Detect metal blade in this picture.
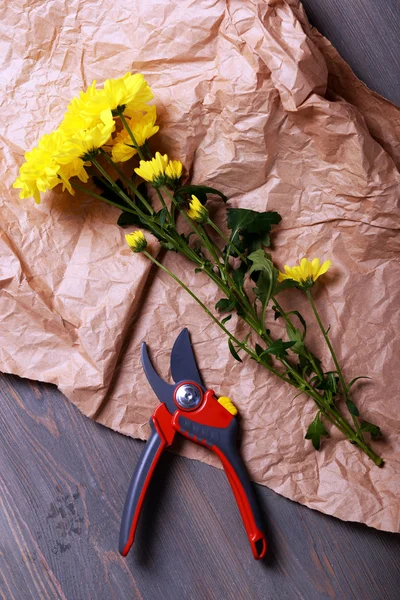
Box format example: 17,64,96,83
170,328,204,387
141,342,176,410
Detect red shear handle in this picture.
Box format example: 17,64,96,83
212,426,267,560
119,405,175,556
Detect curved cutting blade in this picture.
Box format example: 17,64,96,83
170,328,204,387
141,342,176,411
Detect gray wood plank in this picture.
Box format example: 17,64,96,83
0,374,399,600
301,0,400,105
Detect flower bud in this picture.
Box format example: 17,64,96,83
125,230,147,253
187,195,208,223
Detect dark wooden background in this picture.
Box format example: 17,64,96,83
1,2,400,599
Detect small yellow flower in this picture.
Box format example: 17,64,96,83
278,257,331,289
187,195,208,223
165,159,183,186
111,107,159,163
134,152,169,186
125,230,147,253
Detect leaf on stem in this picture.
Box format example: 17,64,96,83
315,371,339,395
226,208,281,255
221,315,232,325
285,324,305,355
305,413,329,450
346,398,360,417
263,339,295,358
215,298,237,313
359,420,382,441
175,185,227,204
228,338,242,362
273,279,298,295
231,265,246,290
347,376,372,392
248,249,278,308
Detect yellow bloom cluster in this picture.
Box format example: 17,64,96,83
278,258,331,288
135,152,183,187
13,73,158,203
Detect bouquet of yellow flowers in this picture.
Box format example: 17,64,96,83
14,73,383,466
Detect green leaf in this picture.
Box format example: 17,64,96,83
263,339,295,358
305,413,329,450
347,376,372,392
359,420,382,441
287,310,307,339
255,344,264,356
215,298,236,313
226,208,281,255
221,314,232,325
248,249,278,309
228,338,242,362
285,324,305,355
273,279,298,295
346,399,360,417
157,206,168,227
175,185,227,204
231,266,246,290
117,210,143,227
160,241,178,251
247,249,272,274
315,372,339,394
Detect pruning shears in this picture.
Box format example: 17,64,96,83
119,328,267,560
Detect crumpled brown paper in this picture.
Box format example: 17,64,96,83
1,0,399,532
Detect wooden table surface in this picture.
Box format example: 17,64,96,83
1,3,400,599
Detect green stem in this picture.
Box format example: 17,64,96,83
71,181,136,213
305,289,361,433
142,252,290,384
207,219,247,264
99,149,154,215
90,157,135,208
117,111,146,161
143,252,245,349
272,296,323,379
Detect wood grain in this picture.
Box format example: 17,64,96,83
301,0,400,105
0,373,399,600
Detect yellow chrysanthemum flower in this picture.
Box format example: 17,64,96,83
165,159,183,185
57,112,115,163
111,107,159,163
81,73,153,123
60,81,103,134
278,258,331,289
187,195,208,223
13,130,65,203
125,230,147,253
134,152,169,186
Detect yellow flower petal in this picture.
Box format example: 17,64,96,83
165,159,183,184
316,260,332,279
134,152,169,185
278,257,331,289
